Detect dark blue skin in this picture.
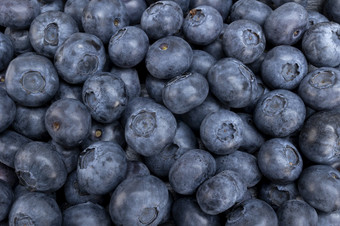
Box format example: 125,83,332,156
166,0,190,13
81,120,125,149
0,180,13,221
13,184,56,201
54,32,106,84
190,0,232,21
253,89,306,138
307,10,329,29
4,27,33,55
77,141,127,195
38,0,64,14
82,72,128,123
29,11,79,58
259,181,298,210
271,0,307,8
5,54,59,107
111,67,141,99
64,0,92,30
9,192,62,226
302,22,340,67
183,5,223,45
0,71,5,90
63,202,111,226
52,80,82,102
299,110,340,165
180,94,223,131
45,98,92,148
14,141,67,192
264,2,308,46
0,130,31,168
261,45,308,90
196,170,247,215
0,0,40,29
200,110,244,155
141,1,183,40
323,0,340,24
145,74,167,104
109,175,170,226
238,113,265,154
0,162,18,187
108,26,149,68
277,200,318,226
202,24,228,60
172,197,221,226
208,58,259,108
188,50,217,77
125,160,150,178
0,32,14,71
64,171,104,205
145,36,193,79
82,0,129,44
298,67,340,111
0,88,16,133
50,140,80,173
318,209,340,226
230,0,273,27
169,149,216,195
223,19,266,64
247,51,266,75
162,72,209,114
122,0,147,25
225,199,278,226
144,121,197,178
216,151,262,187
298,165,340,212
120,96,155,126
258,138,303,184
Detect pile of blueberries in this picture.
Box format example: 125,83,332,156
1,0,340,225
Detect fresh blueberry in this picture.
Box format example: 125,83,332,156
29,11,79,58
0,32,14,71
167,0,190,13
145,74,167,104
145,36,193,79
45,98,92,148
223,19,266,64
271,0,307,8
0,162,18,187
54,32,106,84
111,67,141,100
201,24,228,60
264,2,308,45
14,141,67,192
50,140,80,173
188,50,217,77
0,70,5,90
261,45,308,90
183,5,223,45
125,160,150,178
0,180,13,221
4,27,33,55
141,1,183,40
318,209,340,226
307,10,329,29
253,89,306,138
121,96,155,126
323,0,340,24
108,26,149,68
38,0,64,14
122,0,147,25
0,88,16,133
82,0,129,44
190,0,233,21
5,53,59,107
52,80,82,102
64,0,92,30
247,51,266,75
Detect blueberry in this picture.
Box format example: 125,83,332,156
5,54,59,107
261,45,308,90
121,96,155,126
29,11,79,58
201,24,228,60
77,141,127,195
264,2,308,45
207,58,259,108
64,0,92,30
0,162,18,187
125,98,177,157
125,160,150,178
247,51,266,75
109,175,170,225
145,36,193,79
82,0,129,44
50,140,80,173
225,199,278,226
277,199,318,226
0,0,40,29
200,109,244,155
141,1,183,40
318,209,340,226
45,98,91,148
111,67,141,99
0,88,16,133
299,110,340,165
183,5,223,45
0,180,13,221
145,74,167,104
298,67,340,111
63,202,111,226
302,22,340,67
172,197,221,226
0,32,14,71
167,0,190,13
4,27,33,55
53,80,82,102
253,89,306,138
216,151,262,187
188,50,217,77
38,0,64,14
271,0,307,8
0,71,5,90
9,192,62,226
230,0,273,27
108,26,149,68
122,0,147,25
14,141,67,192
196,170,247,215
190,0,233,21
223,19,266,64
323,0,340,24
307,10,329,29
298,164,340,212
